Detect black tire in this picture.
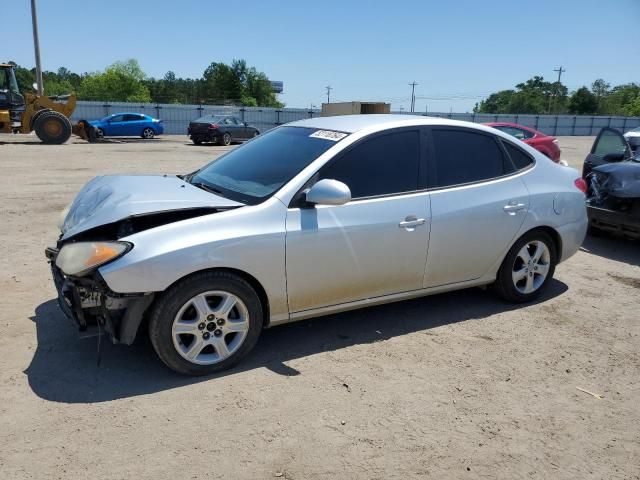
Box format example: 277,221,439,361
33,111,72,144
252,130,259,138
149,271,263,375
96,127,105,138
192,138,202,145
141,127,155,139
492,230,557,303
222,132,232,146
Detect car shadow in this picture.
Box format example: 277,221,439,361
580,234,640,266
25,280,568,404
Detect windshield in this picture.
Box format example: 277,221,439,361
190,126,346,204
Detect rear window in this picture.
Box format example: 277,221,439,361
194,115,224,123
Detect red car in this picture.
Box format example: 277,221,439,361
485,122,561,162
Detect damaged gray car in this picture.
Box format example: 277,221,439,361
46,115,587,375
583,128,640,239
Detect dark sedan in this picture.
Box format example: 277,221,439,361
188,115,260,145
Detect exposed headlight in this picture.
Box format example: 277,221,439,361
56,241,131,276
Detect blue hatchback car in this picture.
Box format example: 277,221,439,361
90,113,164,139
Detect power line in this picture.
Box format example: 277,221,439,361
325,85,332,103
408,81,418,112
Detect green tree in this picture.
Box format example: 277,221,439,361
591,79,610,113
568,87,598,114
78,59,151,102
475,76,566,114
623,95,640,116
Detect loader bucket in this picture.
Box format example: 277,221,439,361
72,120,101,143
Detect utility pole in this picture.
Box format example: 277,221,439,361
30,0,44,94
408,81,418,113
548,66,566,114
325,85,332,104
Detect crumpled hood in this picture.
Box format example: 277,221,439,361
60,175,243,240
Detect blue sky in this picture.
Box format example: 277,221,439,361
5,0,639,111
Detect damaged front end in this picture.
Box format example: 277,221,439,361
587,161,640,239
45,245,154,344
45,174,244,344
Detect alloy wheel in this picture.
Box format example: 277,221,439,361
511,240,551,294
171,290,250,365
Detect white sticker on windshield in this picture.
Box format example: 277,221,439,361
309,130,348,141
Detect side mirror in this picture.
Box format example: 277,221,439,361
244,122,249,127
603,152,625,163
305,179,351,206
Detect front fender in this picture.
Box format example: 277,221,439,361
99,198,289,322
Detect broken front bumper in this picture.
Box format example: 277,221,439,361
587,205,640,239
45,247,154,344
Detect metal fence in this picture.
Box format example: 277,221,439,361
71,101,640,137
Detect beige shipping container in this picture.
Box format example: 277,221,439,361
321,102,391,117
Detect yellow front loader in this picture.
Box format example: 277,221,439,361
0,63,97,144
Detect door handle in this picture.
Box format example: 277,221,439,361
399,216,426,229
503,202,526,215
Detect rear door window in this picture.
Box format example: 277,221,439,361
429,128,512,188
319,130,420,198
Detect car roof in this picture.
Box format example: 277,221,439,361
111,112,148,116
289,114,500,134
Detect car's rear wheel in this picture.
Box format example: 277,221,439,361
192,138,202,145
492,230,557,303
96,127,105,138
222,132,232,146
149,271,263,375
141,127,155,139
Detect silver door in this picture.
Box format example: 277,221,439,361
286,193,430,313
424,176,529,287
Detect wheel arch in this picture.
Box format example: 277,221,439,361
120,266,272,346
524,225,562,259
159,267,270,325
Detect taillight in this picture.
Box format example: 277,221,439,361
208,124,218,130
574,178,587,193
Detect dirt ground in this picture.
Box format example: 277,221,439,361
0,133,638,479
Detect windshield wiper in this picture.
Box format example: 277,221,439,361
190,181,226,196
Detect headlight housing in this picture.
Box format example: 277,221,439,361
55,241,131,276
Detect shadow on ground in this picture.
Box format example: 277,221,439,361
25,280,567,404
580,233,640,266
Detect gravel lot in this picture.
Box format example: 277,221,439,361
0,134,638,479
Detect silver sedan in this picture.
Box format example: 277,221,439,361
47,115,588,375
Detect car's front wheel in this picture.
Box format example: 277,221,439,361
222,132,232,146
493,230,557,303
141,127,155,139
149,271,263,375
